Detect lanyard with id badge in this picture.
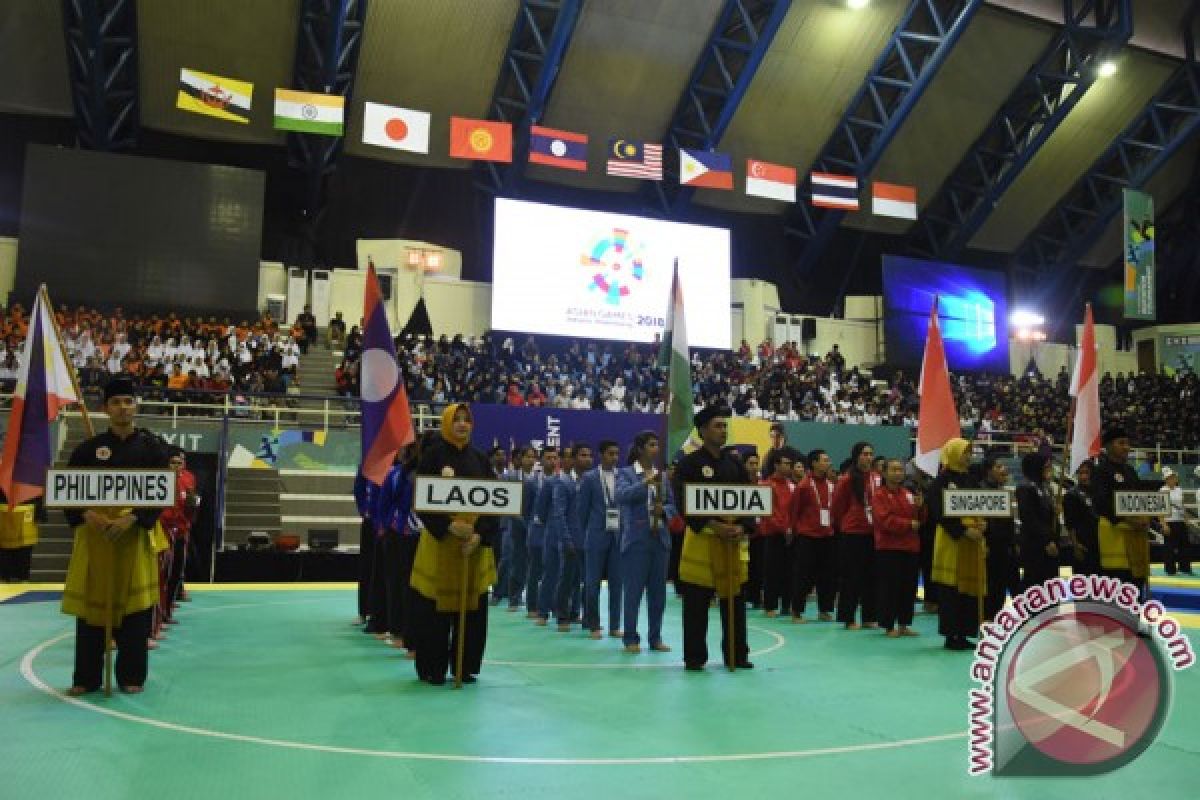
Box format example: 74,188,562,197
815,479,833,529
602,470,620,532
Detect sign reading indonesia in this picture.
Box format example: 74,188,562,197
1115,491,1169,516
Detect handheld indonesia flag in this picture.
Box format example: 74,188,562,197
359,262,415,486
914,298,961,476
1068,304,1102,474
0,287,79,507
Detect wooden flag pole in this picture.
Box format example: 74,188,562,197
454,549,469,689
38,286,111,693
727,535,737,672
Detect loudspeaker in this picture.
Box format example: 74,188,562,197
309,529,339,551
801,318,817,340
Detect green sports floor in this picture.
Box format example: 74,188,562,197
2,577,1198,800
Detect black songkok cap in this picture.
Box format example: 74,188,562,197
693,404,731,429
1101,426,1129,445
103,377,137,402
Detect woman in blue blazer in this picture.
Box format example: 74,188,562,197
616,430,676,654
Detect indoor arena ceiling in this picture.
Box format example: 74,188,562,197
0,0,1195,268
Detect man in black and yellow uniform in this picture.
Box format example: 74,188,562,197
675,405,753,671
1088,426,1150,592
62,377,171,695
0,490,39,582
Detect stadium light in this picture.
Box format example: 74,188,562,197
1098,60,1118,78
1009,310,1045,328
847,0,869,9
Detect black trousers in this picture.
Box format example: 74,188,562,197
0,546,33,581
366,534,389,633
1165,521,1191,574
73,607,153,690
937,585,979,639
836,533,876,625
791,535,836,616
393,535,419,641
984,543,1020,621
410,592,489,681
164,537,187,615
680,580,748,668
745,537,764,607
876,550,918,631
761,535,792,613
668,530,683,592
357,519,375,619
918,523,938,607
1021,547,1059,591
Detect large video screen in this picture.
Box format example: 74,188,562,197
492,198,731,348
882,255,1009,373
16,145,264,314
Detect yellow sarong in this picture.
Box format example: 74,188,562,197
61,510,161,628
0,504,38,549
679,526,749,598
1098,517,1150,580
932,523,987,598
410,529,497,612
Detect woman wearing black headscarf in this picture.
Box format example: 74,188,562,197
1016,452,1059,589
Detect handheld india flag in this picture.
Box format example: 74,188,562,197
274,88,345,136
914,297,960,476
658,260,693,459
1068,304,1102,474
359,261,415,485
0,287,80,507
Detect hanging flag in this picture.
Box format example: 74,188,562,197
177,68,252,124
529,125,588,171
872,181,918,220
679,149,733,190
1068,304,1102,475
0,287,80,507
811,172,859,210
1122,188,1156,320
362,102,430,153
745,159,796,202
658,261,693,459
274,89,345,136
914,298,960,476
360,261,416,485
449,117,513,163
606,139,663,180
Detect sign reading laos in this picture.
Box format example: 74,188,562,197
45,469,176,508
414,477,523,516
491,198,731,347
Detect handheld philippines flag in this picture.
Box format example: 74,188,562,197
362,102,430,153
811,172,859,210
274,89,345,136
872,181,918,220
0,287,80,507
177,68,252,124
360,262,415,485
529,125,588,171
449,117,513,163
745,159,796,202
679,149,733,190
1068,304,1102,475
658,260,693,459
606,139,663,180
914,298,960,476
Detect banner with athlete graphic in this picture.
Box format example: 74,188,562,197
491,198,730,348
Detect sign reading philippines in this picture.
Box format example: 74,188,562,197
491,198,731,348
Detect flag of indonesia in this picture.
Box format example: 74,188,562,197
359,263,415,485
1068,304,1101,474
914,298,961,476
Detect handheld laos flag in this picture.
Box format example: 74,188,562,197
0,287,80,507
914,297,960,476
359,262,415,485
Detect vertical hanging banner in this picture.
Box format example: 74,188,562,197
1122,189,1155,321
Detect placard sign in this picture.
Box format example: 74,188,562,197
684,484,772,517
414,477,523,516
942,489,1013,518
1115,491,1169,517
45,469,176,508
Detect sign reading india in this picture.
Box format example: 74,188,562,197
414,477,523,516
684,484,773,517
942,489,1013,518
45,469,176,508
1115,491,1169,516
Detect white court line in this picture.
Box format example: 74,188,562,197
483,625,786,669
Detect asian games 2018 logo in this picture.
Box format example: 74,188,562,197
581,227,645,305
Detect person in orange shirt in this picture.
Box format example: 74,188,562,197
757,448,800,617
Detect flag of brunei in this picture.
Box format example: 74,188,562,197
177,68,253,124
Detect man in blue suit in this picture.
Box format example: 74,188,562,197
538,446,575,625
616,431,676,654
578,440,623,640
505,446,538,611
524,447,559,620
489,446,511,606
553,444,591,631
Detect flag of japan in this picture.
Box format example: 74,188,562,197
362,102,430,154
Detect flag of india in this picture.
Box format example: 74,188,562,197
274,88,344,136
